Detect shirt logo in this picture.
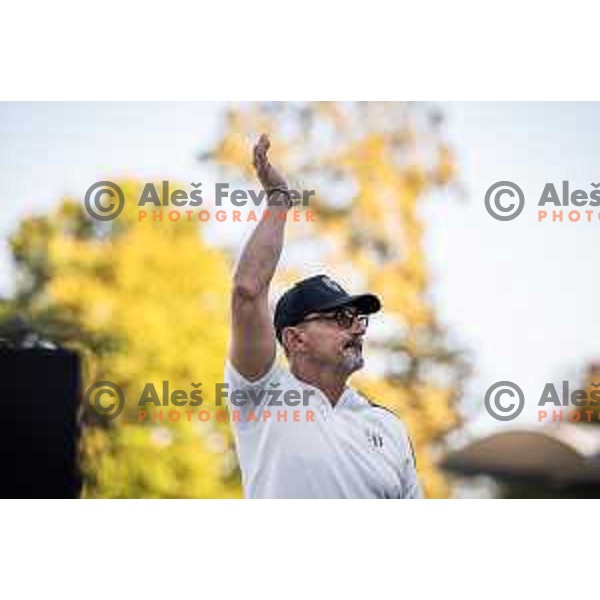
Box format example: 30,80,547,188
366,428,384,449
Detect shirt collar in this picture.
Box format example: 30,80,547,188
290,371,361,411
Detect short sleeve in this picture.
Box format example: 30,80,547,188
223,359,286,419
397,423,423,499
384,416,423,499
224,359,284,389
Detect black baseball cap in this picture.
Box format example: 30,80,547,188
273,274,381,342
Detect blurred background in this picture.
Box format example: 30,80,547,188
1,101,599,498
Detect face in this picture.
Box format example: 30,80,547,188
283,306,368,375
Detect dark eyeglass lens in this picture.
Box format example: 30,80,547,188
335,310,368,328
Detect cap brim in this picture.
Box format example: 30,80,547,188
317,293,381,315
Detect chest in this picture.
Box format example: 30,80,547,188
274,401,405,497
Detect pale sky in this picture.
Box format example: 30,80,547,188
1,102,598,438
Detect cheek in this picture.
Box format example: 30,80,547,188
306,329,343,356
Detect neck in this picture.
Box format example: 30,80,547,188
290,359,349,406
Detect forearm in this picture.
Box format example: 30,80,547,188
233,193,289,296
229,135,288,379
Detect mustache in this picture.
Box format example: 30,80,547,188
343,336,363,350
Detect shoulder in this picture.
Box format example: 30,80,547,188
354,391,403,425
366,399,402,421
224,358,289,390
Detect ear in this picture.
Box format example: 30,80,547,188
282,326,306,354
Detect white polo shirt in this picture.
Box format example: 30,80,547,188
224,359,423,499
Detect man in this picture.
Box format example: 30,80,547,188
225,134,422,499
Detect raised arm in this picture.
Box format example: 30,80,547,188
229,134,290,380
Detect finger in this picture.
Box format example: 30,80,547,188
253,135,268,170
257,134,270,165
254,151,267,179
253,142,261,169
258,133,270,154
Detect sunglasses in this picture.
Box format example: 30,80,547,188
301,307,369,329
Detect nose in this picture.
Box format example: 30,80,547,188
352,315,367,335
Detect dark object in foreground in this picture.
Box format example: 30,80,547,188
0,346,81,499
442,428,600,498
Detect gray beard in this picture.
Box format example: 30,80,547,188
340,349,364,374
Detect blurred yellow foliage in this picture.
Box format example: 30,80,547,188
4,103,466,499
8,181,240,498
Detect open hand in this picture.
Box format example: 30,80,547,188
253,134,288,192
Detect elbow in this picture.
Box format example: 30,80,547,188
232,277,265,302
